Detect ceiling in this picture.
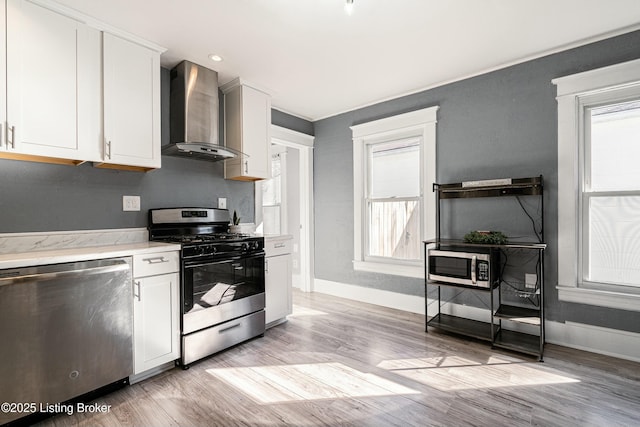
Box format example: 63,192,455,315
54,0,640,121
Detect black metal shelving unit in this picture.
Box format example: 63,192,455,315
425,176,546,361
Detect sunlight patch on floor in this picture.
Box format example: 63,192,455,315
206,362,420,404
288,304,328,317
377,355,580,391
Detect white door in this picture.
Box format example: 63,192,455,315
133,273,179,374
265,254,292,324
243,86,271,178
103,33,160,168
5,0,100,160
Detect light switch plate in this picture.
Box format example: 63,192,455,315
123,195,141,211
218,197,227,209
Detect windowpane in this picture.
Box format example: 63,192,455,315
369,139,420,198
262,205,281,235
368,200,420,261
590,101,640,191
262,156,281,206
588,196,640,287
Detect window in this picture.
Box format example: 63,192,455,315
554,58,640,311
583,100,640,288
367,138,421,261
261,152,283,235
352,107,438,278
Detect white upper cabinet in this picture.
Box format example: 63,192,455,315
222,79,271,181
0,0,163,170
99,33,161,171
0,1,6,149
3,0,100,164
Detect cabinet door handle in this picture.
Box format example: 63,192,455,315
134,280,141,301
8,125,15,149
274,243,286,248
105,140,112,159
244,160,248,174
143,256,169,264
265,259,269,273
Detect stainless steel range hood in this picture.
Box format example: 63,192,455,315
163,60,239,161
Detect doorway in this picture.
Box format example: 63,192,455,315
255,126,314,292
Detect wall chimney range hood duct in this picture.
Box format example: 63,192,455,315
163,60,239,161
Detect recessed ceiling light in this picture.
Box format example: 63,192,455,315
209,54,223,62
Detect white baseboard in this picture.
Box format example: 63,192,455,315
314,279,425,314
545,321,640,363
313,279,640,363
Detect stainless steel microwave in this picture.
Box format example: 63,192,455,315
428,249,500,288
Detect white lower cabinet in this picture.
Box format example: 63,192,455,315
132,251,180,378
265,237,293,327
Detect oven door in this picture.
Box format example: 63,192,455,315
182,253,265,334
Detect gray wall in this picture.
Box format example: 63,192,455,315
272,109,314,136
313,29,640,333
0,68,312,233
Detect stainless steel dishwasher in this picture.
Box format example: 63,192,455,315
0,257,133,425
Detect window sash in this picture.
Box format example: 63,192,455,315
364,196,422,263
363,137,423,265
581,192,640,288
366,138,421,199
580,95,640,289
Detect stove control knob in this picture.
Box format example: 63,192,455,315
211,246,217,254
241,243,249,252
252,241,260,250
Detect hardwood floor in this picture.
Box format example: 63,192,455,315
36,290,640,427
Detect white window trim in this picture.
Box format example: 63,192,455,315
351,106,438,279
553,58,640,312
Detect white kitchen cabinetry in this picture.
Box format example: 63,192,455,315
98,33,161,171
2,0,101,164
0,0,163,170
264,236,293,327
0,0,6,150
222,79,271,181
132,251,180,379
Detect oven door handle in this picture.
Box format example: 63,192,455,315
232,263,244,271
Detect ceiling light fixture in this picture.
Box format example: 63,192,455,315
208,54,223,62
344,0,354,16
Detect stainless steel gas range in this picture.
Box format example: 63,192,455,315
149,208,265,367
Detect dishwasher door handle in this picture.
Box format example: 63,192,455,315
0,262,130,285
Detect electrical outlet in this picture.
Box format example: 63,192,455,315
123,195,141,211
525,273,537,289
218,197,227,209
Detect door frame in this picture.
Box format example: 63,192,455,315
257,125,315,292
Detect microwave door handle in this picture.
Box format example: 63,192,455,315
471,256,477,284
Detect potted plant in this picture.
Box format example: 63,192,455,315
230,210,241,233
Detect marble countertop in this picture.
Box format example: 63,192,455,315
0,241,181,270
